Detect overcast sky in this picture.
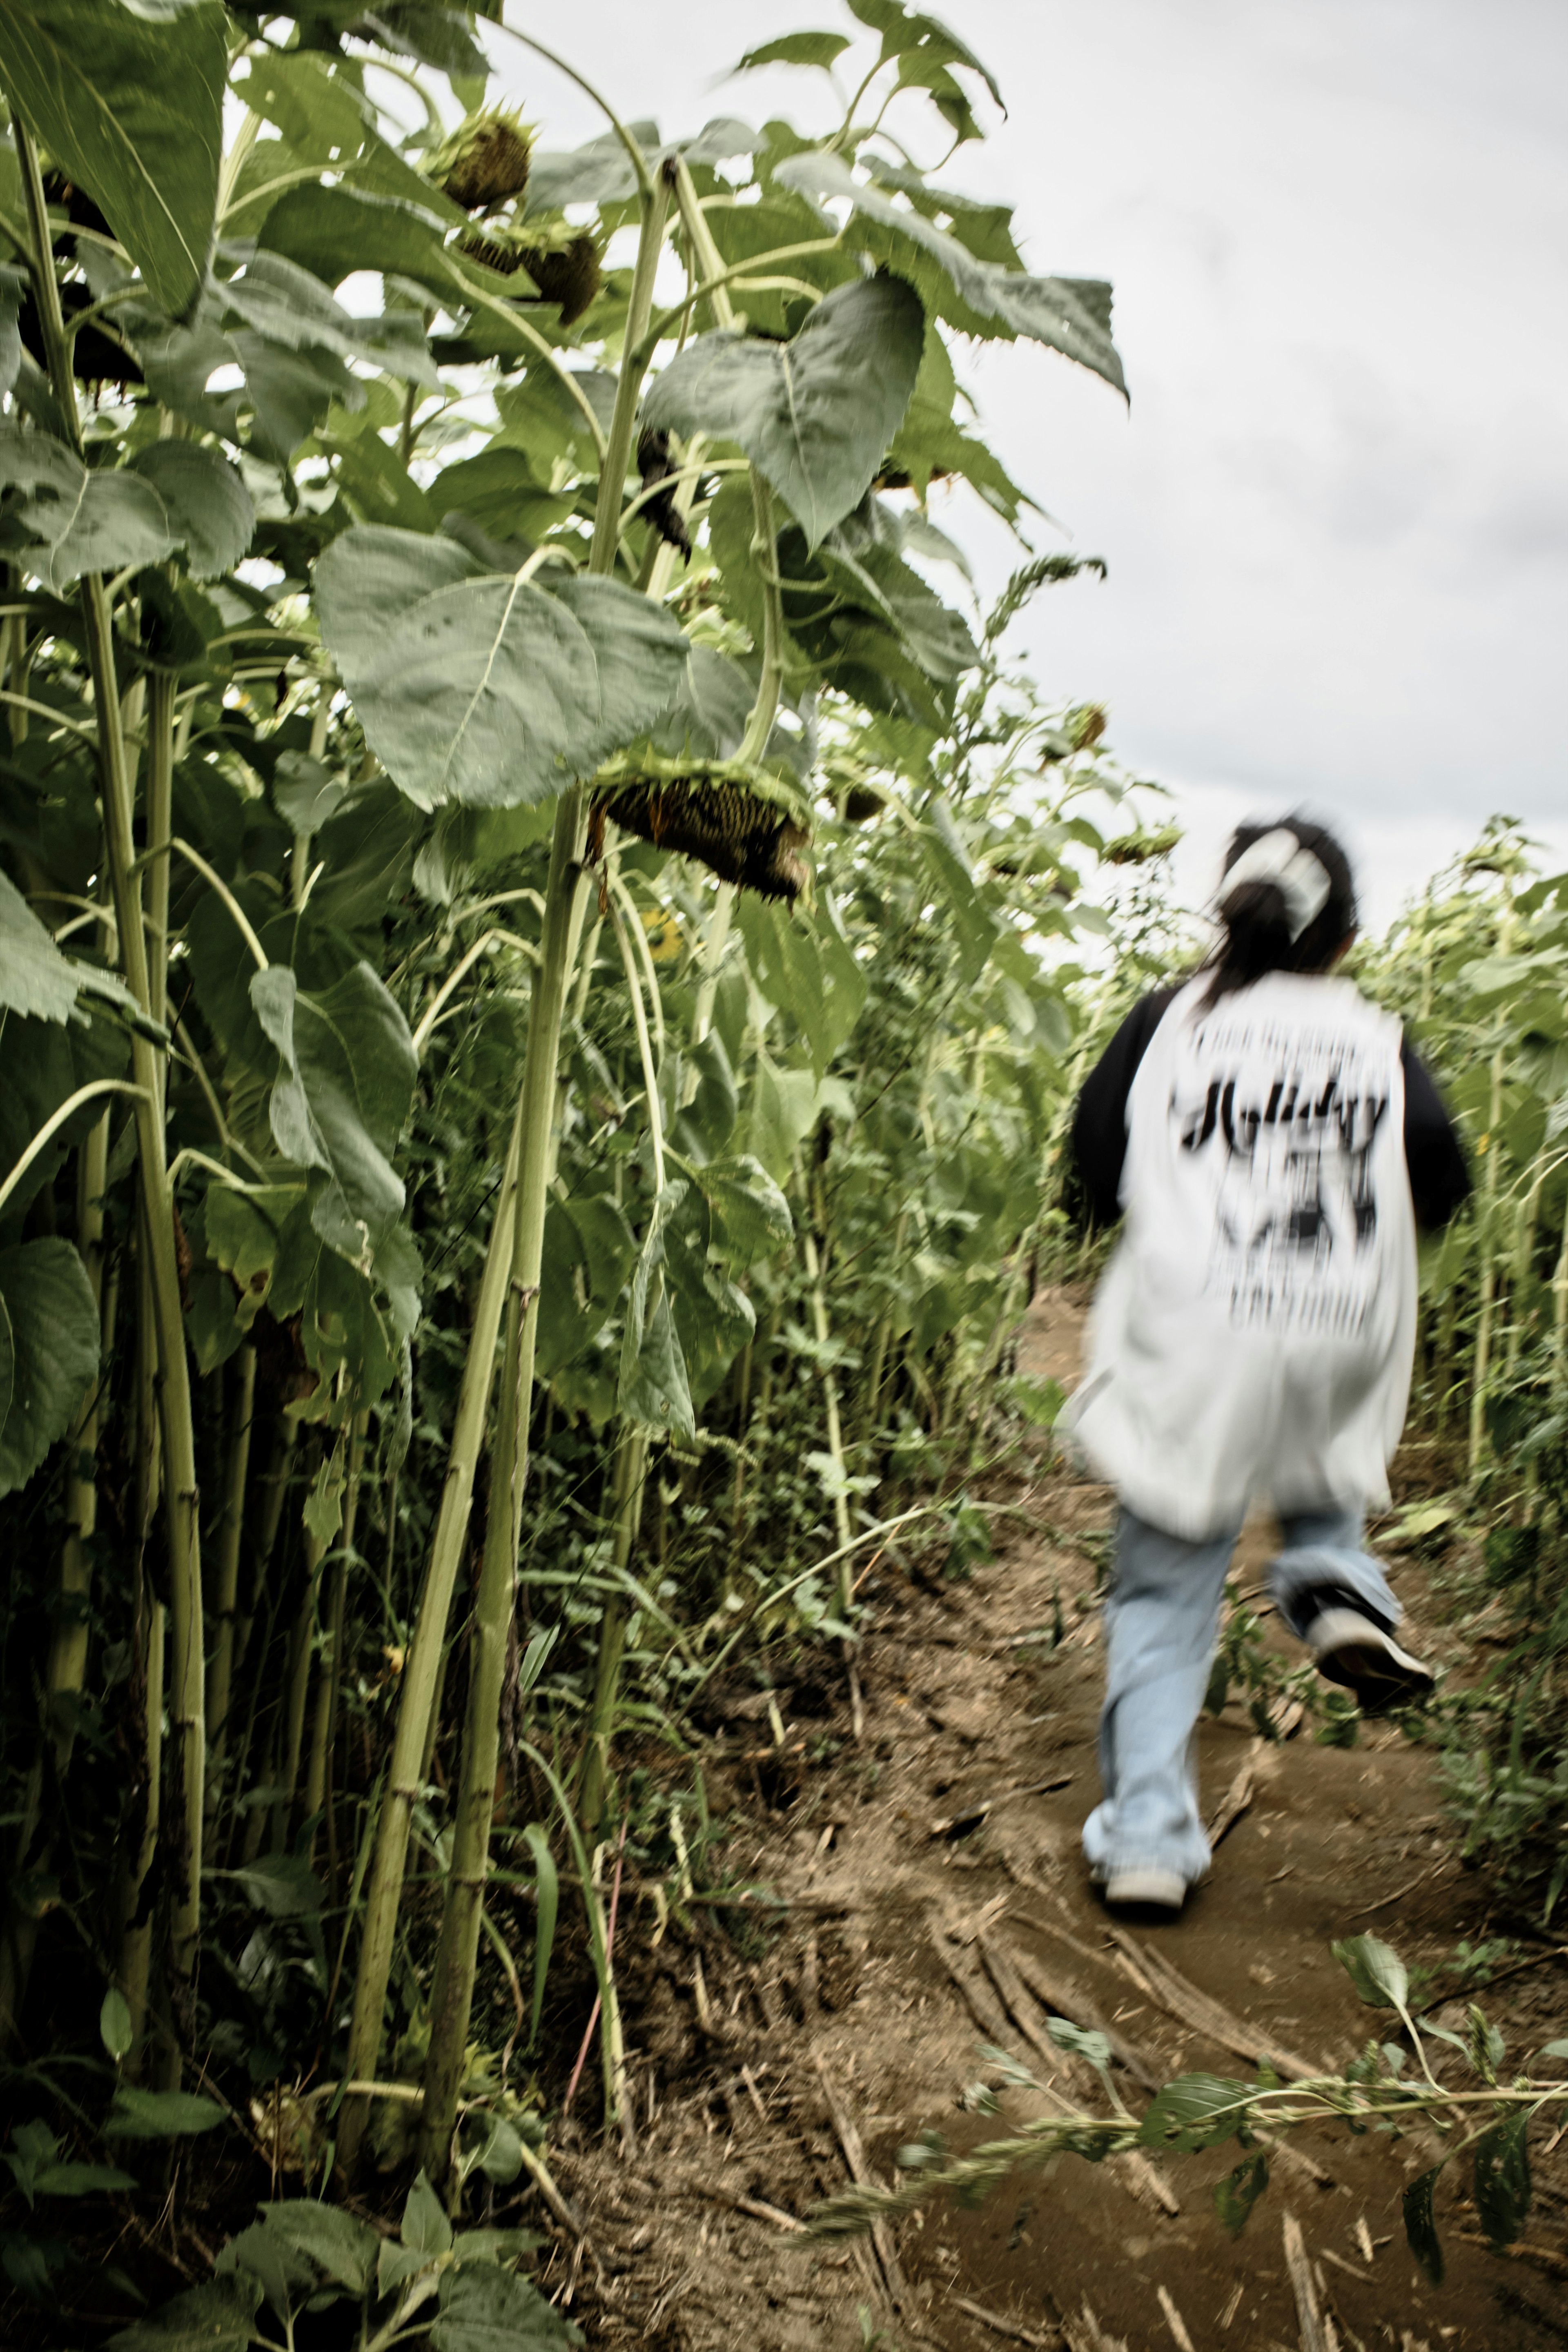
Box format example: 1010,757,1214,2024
477,0,1568,928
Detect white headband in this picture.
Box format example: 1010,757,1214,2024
1221,828,1332,942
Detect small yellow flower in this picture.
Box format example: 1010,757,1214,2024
641,909,684,962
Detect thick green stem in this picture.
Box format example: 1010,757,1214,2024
272,1532,321,1852
347,156,673,2148
688,882,734,1067
145,669,175,1028
862,1206,910,1440
205,1345,257,1764
118,1596,165,2080
0,1111,112,2043
336,1100,523,2176
579,1430,650,1840
575,889,667,1835
414,166,679,2177
4,562,29,745
803,1221,853,1598
736,468,784,765
415,1283,528,2180
18,116,205,2041
1434,1278,1460,1434
292,695,331,911
672,158,737,332
54,1114,112,1746
417,786,593,2176
1468,888,1517,1476
223,1417,296,1856
215,106,262,224
613,879,667,1189
1508,1175,1541,1375
301,1420,367,1873
118,1253,164,2076
588,166,673,576
1468,1210,1499,1476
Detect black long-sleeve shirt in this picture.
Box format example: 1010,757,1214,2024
1071,986,1471,1233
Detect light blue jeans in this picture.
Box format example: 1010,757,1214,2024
1081,1503,1403,1889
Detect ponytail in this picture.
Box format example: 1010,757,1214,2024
1200,817,1357,1008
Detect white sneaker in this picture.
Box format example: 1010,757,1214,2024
1104,1868,1187,1913
1306,1604,1434,1714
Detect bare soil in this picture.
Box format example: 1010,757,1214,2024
539,1290,1568,2352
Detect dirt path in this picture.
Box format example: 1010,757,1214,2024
544,1293,1568,2352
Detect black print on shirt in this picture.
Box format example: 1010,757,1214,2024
1176,1050,1391,1335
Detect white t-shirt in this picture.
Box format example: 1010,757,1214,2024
1062,971,1417,1537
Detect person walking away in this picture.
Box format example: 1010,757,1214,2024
1060,819,1470,1916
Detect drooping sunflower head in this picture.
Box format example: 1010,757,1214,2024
595,761,813,904
430,108,534,212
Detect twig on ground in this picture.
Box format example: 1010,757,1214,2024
929,1774,1074,1839
1112,2149,1180,2220
1455,2230,1568,2278
686,2181,804,2232
1282,2212,1332,2352
1108,1927,1322,2082
516,2138,590,2240
1349,1860,1453,1915
562,1820,630,2125
799,1928,820,2021
1003,1938,1161,2090
690,1952,714,2033
633,1883,862,1914
1156,2283,1197,2352
1256,2128,1334,2189
1066,2303,1129,2352
804,1823,836,1882
973,1933,1178,2218
813,2054,909,2312
1207,1752,1259,1846
645,2269,690,2333
951,2292,1058,2348
1007,1904,1118,1977
978,1933,1069,2074
930,1916,1013,2042
752,1965,788,2034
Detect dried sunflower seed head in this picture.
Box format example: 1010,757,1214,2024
430,109,534,212
596,762,813,903
516,233,603,327
453,223,535,280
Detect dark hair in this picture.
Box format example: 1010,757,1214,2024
1200,815,1357,1007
